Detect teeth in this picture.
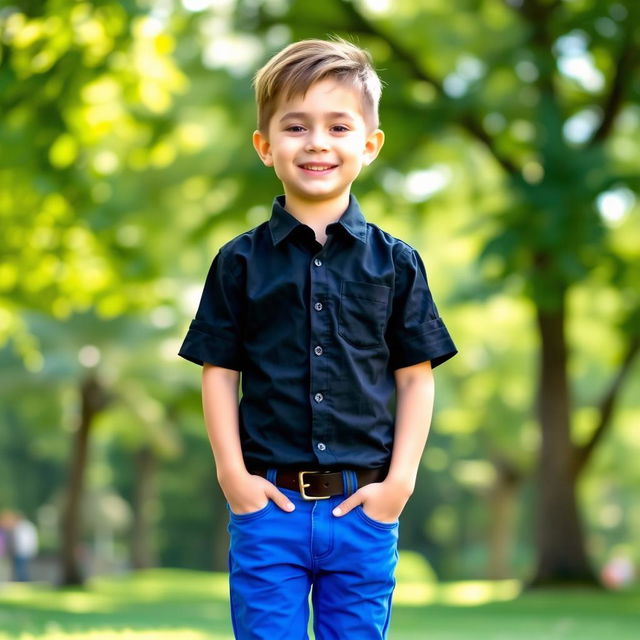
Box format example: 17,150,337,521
302,165,333,171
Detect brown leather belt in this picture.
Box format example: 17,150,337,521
250,467,388,500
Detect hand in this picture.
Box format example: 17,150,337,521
219,469,295,515
332,478,412,523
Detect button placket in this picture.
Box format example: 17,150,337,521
310,251,329,460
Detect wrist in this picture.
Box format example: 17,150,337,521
216,464,249,488
383,473,415,497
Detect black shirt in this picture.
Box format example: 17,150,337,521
178,194,457,470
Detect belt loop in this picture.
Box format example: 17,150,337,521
341,470,351,497
349,470,359,493
266,468,277,483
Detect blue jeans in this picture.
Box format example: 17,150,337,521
226,469,399,640
12,555,31,582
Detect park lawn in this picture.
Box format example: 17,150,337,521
0,568,638,640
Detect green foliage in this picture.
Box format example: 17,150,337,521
1,0,639,583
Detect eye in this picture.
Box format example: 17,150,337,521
332,125,350,133
285,125,305,132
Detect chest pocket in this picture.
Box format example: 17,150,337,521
338,280,391,349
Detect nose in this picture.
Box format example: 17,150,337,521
305,128,329,152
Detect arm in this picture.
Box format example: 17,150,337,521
333,360,434,521
202,362,294,514
202,362,244,479
386,359,434,492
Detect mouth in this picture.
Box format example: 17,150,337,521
298,163,338,174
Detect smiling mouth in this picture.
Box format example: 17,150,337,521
299,164,338,172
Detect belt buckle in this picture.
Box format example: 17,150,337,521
298,470,331,500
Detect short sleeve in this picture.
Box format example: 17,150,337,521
386,247,457,370
177,249,244,370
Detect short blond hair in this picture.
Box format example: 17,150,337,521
252,36,383,134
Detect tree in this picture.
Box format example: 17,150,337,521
3,0,638,587
0,0,190,585
230,0,640,586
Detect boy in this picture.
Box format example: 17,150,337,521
178,37,457,640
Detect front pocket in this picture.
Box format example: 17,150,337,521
227,499,273,522
356,504,399,529
338,281,390,348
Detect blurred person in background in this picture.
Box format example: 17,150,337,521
601,551,636,590
0,509,39,582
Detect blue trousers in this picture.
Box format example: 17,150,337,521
226,469,399,640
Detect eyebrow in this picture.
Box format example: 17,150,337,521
279,111,356,123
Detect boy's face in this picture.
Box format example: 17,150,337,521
253,77,384,212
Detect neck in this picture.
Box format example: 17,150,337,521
282,192,350,227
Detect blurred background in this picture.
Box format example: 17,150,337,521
1,0,639,631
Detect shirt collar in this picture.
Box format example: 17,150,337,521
268,194,367,246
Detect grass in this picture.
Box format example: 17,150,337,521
0,567,638,639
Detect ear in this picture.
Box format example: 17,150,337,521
253,129,273,167
362,128,385,166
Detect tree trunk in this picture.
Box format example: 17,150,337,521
529,297,598,587
130,446,157,570
59,372,110,587
487,458,521,579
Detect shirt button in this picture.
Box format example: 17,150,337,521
314,345,323,356
314,258,322,267
317,442,326,451
314,392,324,403
314,302,323,311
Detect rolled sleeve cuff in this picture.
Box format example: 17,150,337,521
177,319,243,371
389,317,457,370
